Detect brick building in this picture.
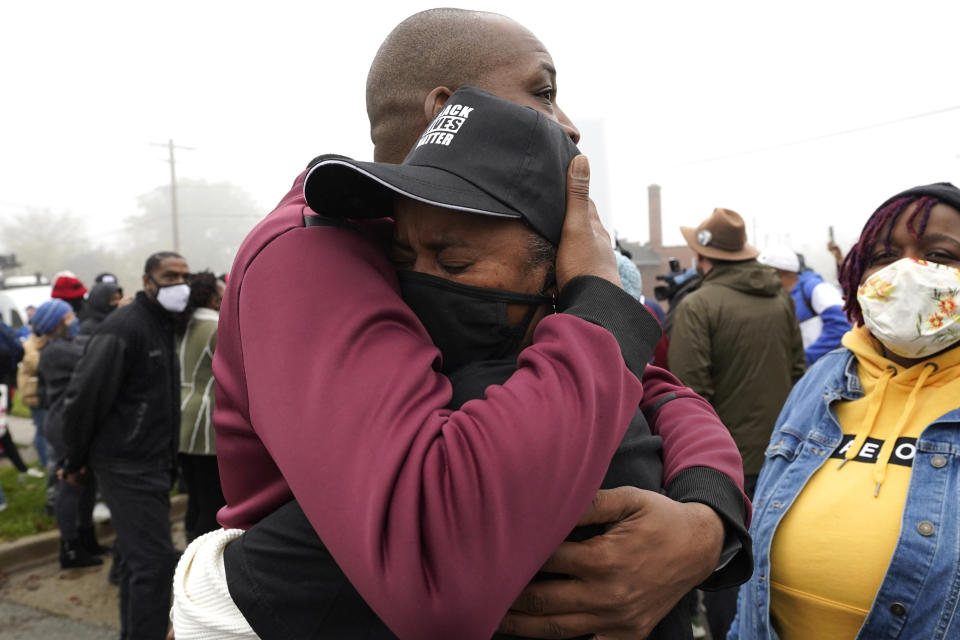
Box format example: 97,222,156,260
618,184,696,307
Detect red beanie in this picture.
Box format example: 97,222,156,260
51,275,88,300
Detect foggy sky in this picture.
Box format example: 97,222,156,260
3,0,959,282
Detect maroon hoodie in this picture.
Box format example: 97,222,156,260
214,171,748,639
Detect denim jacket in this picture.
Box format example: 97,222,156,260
728,348,960,640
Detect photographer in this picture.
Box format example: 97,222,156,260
655,257,702,339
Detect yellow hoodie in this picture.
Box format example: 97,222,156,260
768,325,960,640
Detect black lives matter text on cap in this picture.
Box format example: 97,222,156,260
303,86,580,245
415,103,475,148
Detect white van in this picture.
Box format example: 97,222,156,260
0,277,52,331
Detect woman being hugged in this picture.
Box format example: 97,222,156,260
729,182,960,639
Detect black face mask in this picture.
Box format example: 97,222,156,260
398,270,553,374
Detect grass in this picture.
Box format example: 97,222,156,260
9,392,30,418
1,389,51,540
0,465,56,542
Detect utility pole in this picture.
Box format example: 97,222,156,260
150,139,194,252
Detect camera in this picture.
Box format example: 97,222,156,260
654,258,701,303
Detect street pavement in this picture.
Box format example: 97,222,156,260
0,560,124,639
0,415,187,638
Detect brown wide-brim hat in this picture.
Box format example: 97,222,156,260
680,207,759,261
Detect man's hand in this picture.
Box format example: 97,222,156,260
57,466,88,487
555,155,621,289
497,487,725,640
826,239,844,265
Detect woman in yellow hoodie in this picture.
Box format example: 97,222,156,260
729,182,960,640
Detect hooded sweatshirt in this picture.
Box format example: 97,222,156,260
769,325,960,639
669,259,806,474
79,282,120,336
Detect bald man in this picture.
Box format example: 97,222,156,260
210,9,750,640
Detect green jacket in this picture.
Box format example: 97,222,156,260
178,307,219,455
668,259,805,475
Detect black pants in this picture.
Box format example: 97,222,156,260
703,473,758,640
178,453,225,543
55,473,96,539
95,463,178,640
0,428,28,472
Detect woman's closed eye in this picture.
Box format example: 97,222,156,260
439,262,472,276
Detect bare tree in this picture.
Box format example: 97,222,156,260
0,207,98,278
125,179,265,275
1,180,264,294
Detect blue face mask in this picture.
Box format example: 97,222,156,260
66,318,80,339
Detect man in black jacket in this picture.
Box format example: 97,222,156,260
61,251,190,640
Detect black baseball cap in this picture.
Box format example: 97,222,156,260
302,86,580,245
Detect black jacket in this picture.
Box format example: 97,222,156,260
0,320,23,388
61,291,180,473
37,337,84,409
36,336,85,460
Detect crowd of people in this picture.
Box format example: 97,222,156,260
0,262,227,636
1,7,958,640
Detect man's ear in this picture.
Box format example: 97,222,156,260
696,253,713,275
423,86,453,123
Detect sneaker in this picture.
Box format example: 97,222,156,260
0,502,7,512
92,502,111,523
25,468,44,479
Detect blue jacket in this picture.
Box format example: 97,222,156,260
791,270,851,367
729,347,960,640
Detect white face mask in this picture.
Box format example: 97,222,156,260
155,283,191,313
858,257,960,359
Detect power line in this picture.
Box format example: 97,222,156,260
676,103,960,168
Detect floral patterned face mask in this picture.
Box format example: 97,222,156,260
858,257,960,359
